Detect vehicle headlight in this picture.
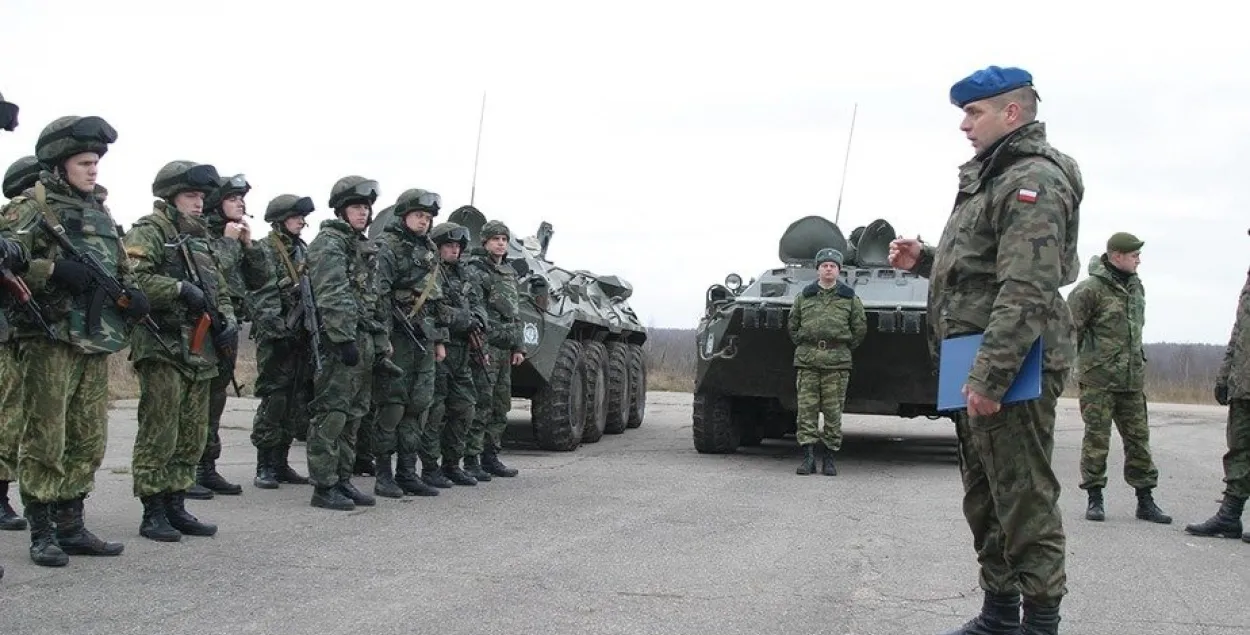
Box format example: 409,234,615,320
725,273,743,292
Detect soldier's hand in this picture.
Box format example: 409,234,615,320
1215,383,1229,406
337,341,359,367
511,352,525,366
121,287,151,319
435,342,447,362
50,259,92,295
962,384,1001,417
888,237,922,271
178,281,208,313
0,238,28,274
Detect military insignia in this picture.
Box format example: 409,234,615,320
1016,188,1038,203
523,322,539,345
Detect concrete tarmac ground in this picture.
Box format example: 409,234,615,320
0,392,1247,634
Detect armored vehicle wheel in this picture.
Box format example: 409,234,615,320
692,391,739,454
625,343,646,429
531,339,587,451
580,341,609,444
603,341,631,435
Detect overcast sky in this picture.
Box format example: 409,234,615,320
2,1,1245,345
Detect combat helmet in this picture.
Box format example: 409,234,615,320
393,188,441,218
328,175,379,217
3,155,41,199
35,115,117,167
480,220,511,241
205,173,252,212
152,160,220,200
0,90,18,132
264,194,315,224
430,221,470,250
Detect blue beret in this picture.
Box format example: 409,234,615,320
950,65,1033,108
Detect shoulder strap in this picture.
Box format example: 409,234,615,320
33,181,63,233
271,232,301,282
409,261,440,319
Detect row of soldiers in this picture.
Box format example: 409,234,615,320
0,98,531,576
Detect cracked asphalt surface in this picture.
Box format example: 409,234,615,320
0,392,1247,634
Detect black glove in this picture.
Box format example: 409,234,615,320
121,287,150,319
213,321,239,355
50,259,92,295
1215,383,1229,406
0,238,28,274
178,282,207,313
337,341,359,367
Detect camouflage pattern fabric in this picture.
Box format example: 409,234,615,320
307,333,374,487
15,338,109,503
0,345,22,481
1217,270,1250,499
1221,400,1250,500
1217,269,1250,401
795,369,850,450
1068,254,1146,391
463,248,527,457
465,348,503,457
485,347,515,453
374,341,437,457
205,213,253,323
1078,388,1159,490
787,280,867,370
203,371,229,462
420,257,482,465
131,359,211,496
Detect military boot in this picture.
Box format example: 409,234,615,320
821,445,838,476
54,495,124,556
253,447,279,489
937,591,1020,635
24,500,68,566
421,461,454,489
273,443,310,484
138,494,181,542
373,455,404,499
395,453,440,496
482,451,519,477
442,459,478,486
197,459,242,495
1135,487,1172,524
463,455,492,482
185,481,215,500
165,492,218,536
1084,487,1105,522
1019,598,1061,635
1184,494,1245,538
336,478,376,506
795,444,816,475
311,485,355,511
0,480,28,530
353,453,376,477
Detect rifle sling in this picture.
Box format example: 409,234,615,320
408,261,439,320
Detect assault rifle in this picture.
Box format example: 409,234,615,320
0,268,55,339
285,270,323,374
171,236,242,396
390,302,427,355
468,313,491,368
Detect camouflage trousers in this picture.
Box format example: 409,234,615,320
0,342,24,482
485,348,515,454
373,335,437,457
421,340,476,465
1078,387,1159,490
1221,399,1250,500
954,369,1068,605
131,360,211,497
250,338,314,451
794,367,849,451
307,334,374,488
465,345,507,458
16,339,109,503
201,356,235,464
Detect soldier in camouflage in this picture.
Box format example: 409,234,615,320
786,247,866,477
1185,228,1250,544
0,114,143,566
371,190,448,498
1068,232,1171,524
305,176,389,511
889,66,1081,635
463,215,525,479
420,221,485,488
123,160,238,542
242,194,315,490
187,173,254,500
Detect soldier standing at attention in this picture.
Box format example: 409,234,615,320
889,65,1083,635
1185,228,1250,543
785,247,865,477
1068,232,1171,524
2,114,147,566
124,161,238,542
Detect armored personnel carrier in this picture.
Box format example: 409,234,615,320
692,215,944,454
369,204,648,452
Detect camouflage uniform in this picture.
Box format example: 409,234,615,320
0,88,13,580
462,217,525,479
0,115,138,566
420,221,485,487
242,194,315,491
1068,234,1170,524
1185,251,1250,543
305,176,388,511
124,160,239,543
786,247,866,476
371,191,447,498
914,67,1083,633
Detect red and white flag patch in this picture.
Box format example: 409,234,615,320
1017,188,1038,203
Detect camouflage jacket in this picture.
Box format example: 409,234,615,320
123,201,237,379
375,218,448,347
464,247,526,354
1068,254,1146,391
435,256,486,346
306,218,387,350
205,212,254,324
243,229,308,343
0,173,137,355
914,121,1084,401
787,280,867,370
1217,268,1250,400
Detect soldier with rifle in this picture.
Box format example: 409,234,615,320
123,160,238,542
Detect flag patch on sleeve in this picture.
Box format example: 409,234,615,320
1017,188,1038,203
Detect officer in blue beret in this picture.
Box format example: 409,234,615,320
889,66,1085,635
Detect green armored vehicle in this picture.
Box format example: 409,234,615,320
692,216,945,454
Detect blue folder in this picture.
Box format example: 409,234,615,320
937,333,1043,412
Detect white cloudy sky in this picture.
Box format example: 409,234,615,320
2,1,1246,344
